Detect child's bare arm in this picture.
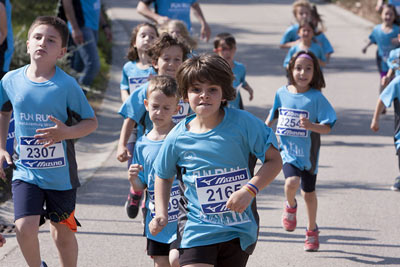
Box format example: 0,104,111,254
128,164,146,191
121,90,130,103
117,118,137,162
279,40,299,49
265,114,276,127
34,115,97,148
0,111,12,180
371,98,386,132
362,41,373,54
299,116,332,134
149,176,173,236
226,145,282,213
0,233,5,247
242,83,254,101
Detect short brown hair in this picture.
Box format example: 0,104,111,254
287,50,325,91
148,33,190,66
147,75,180,101
127,22,158,61
176,54,235,107
28,16,69,48
213,32,236,49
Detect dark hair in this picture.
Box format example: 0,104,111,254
381,4,399,25
311,5,324,34
213,32,236,49
147,33,190,67
298,18,317,36
176,54,235,107
28,16,69,47
127,22,158,61
287,50,325,90
147,75,180,100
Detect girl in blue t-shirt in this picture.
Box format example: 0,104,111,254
362,4,400,93
266,51,336,252
149,54,282,267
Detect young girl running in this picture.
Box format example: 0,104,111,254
283,19,326,69
158,19,198,53
119,23,158,219
362,4,400,94
266,51,336,252
149,54,282,266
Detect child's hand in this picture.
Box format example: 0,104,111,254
149,216,168,236
381,76,390,87
299,115,313,130
117,144,131,162
362,47,367,54
247,87,254,101
371,119,379,132
34,116,68,148
226,187,254,213
128,164,143,184
0,234,5,247
0,149,12,181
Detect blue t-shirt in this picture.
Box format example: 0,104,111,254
145,0,196,31
228,61,247,109
268,86,336,174
153,108,279,253
120,61,156,94
283,42,326,68
0,66,95,190
387,47,400,77
380,75,400,150
67,0,101,31
369,24,400,72
134,135,179,244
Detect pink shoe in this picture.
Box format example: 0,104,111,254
282,202,297,232
304,228,320,252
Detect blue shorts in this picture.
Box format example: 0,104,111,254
12,179,80,230
282,163,317,193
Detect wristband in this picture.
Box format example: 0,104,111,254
243,185,256,198
247,182,259,194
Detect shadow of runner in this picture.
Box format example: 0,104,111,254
320,250,400,265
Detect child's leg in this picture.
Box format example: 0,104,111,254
50,222,78,267
169,249,179,267
126,141,144,219
301,190,317,231
153,255,171,267
15,215,41,266
284,176,300,207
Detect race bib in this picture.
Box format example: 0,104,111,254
195,169,249,215
276,108,309,137
149,185,180,222
172,99,190,123
128,77,149,92
19,137,66,169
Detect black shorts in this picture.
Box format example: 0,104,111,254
179,238,249,267
147,238,178,256
282,163,317,193
12,179,79,230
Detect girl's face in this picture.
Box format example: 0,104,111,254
292,56,314,90
144,90,179,128
187,81,224,118
214,40,236,63
295,6,311,22
168,24,182,39
153,45,183,77
382,6,395,25
298,24,314,41
135,25,157,51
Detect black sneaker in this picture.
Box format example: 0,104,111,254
41,261,48,267
125,190,143,219
391,176,400,191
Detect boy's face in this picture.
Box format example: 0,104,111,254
187,81,224,118
295,6,311,22
144,90,179,127
27,24,66,63
214,40,236,63
153,45,183,77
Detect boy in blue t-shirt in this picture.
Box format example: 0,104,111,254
213,32,254,109
149,54,282,266
128,75,180,267
0,16,97,266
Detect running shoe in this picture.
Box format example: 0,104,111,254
41,261,48,267
391,176,400,191
282,201,297,232
125,190,143,219
304,228,320,252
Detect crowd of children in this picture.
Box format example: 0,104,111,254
1,0,400,266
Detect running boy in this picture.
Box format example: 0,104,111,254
371,74,400,191
128,75,180,267
0,16,97,267
213,33,254,109
149,54,282,266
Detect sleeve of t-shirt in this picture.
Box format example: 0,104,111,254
120,64,129,91
318,46,327,63
380,76,400,107
369,27,377,44
241,65,247,87
0,80,11,112
283,47,294,68
153,127,180,179
118,83,148,123
280,25,298,45
268,89,282,121
66,79,95,120
316,93,337,128
318,33,334,55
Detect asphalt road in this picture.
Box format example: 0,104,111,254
1,0,399,266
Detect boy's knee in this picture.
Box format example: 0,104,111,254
285,176,300,189
302,191,316,201
15,217,39,237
